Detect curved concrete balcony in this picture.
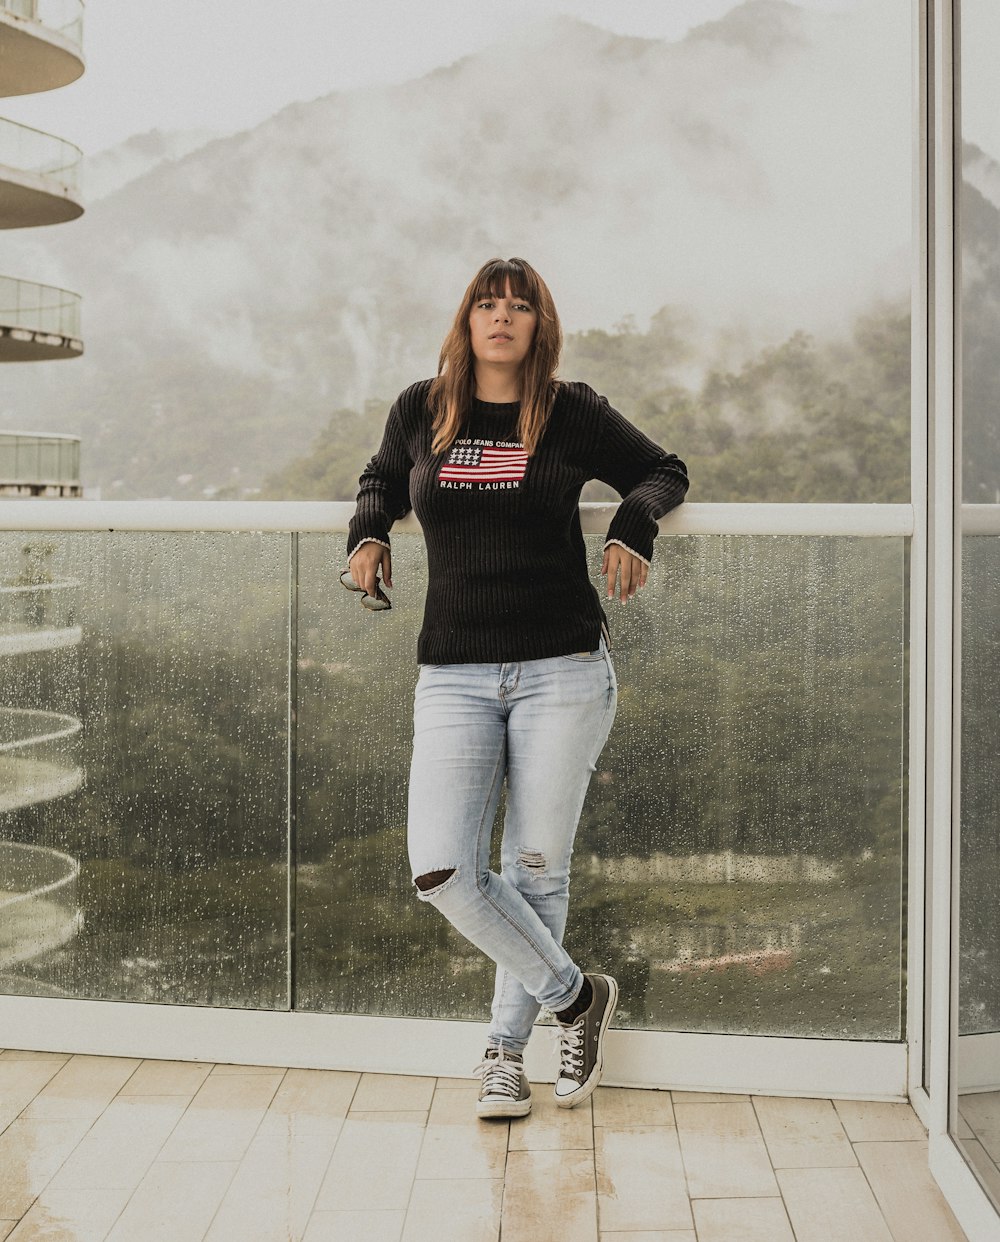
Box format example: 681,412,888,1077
0,275,81,360
0,432,81,496
0,118,82,227
0,576,80,653
0,0,84,97
0,707,83,812
0,841,81,969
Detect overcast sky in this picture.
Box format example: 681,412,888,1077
4,0,871,155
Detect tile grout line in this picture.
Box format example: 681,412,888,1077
300,1068,373,1239
848,1127,931,1242
397,1078,452,1242
196,1061,290,1242
10,1051,148,1233
669,1088,701,1239
589,1089,599,1240
496,1085,513,1242
748,1089,802,1241
96,1058,255,1241
0,1051,65,1147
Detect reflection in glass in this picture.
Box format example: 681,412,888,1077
297,532,905,1039
956,0,1000,1207
958,538,1000,1204
0,532,290,1007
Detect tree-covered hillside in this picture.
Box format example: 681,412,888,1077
260,298,910,504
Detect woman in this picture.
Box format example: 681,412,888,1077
345,257,689,1118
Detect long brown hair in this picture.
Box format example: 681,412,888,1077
427,257,563,457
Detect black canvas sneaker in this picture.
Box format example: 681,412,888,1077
552,972,618,1108
473,1043,532,1118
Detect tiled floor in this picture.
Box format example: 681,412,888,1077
0,1047,969,1241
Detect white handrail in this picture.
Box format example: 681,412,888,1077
960,504,1000,535
0,500,915,536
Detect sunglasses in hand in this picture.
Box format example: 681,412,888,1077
339,568,392,611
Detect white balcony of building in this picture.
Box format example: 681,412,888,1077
0,0,84,98
0,432,82,497
0,841,81,977
0,275,82,360
0,118,82,227
0,706,83,812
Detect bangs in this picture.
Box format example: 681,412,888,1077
429,254,561,457
471,259,538,305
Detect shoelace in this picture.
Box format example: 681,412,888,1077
550,1017,585,1080
472,1049,525,1097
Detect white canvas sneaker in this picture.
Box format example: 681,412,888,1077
552,973,618,1108
473,1043,532,1118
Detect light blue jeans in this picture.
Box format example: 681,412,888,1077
407,635,618,1054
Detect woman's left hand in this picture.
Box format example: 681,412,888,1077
602,545,648,602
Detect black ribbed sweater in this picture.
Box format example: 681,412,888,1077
346,378,689,665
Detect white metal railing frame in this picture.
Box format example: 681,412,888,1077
923,1,1000,1238
0,499,915,536
960,505,1000,536
0,274,80,339
0,117,82,192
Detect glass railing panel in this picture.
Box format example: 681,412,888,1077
0,276,80,338
60,439,78,482
959,534,1000,1037
36,440,59,481
295,533,426,1017
296,532,905,1039
0,438,17,482
0,118,81,192
0,434,80,487
0,531,291,1006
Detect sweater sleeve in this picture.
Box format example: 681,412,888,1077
591,392,689,567
346,393,414,563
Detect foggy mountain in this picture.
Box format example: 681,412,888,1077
84,127,220,202
0,1,913,498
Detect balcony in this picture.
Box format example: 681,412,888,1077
0,0,84,97
0,497,992,1238
0,433,81,497
0,275,82,360
0,117,82,227
0,501,913,1058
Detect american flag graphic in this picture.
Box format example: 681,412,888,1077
438,442,528,483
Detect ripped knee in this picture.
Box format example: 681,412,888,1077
515,848,547,875
414,868,456,893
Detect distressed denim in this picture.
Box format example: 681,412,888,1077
407,635,618,1053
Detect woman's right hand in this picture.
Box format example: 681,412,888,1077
349,541,393,598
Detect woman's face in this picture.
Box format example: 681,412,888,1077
468,279,538,373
